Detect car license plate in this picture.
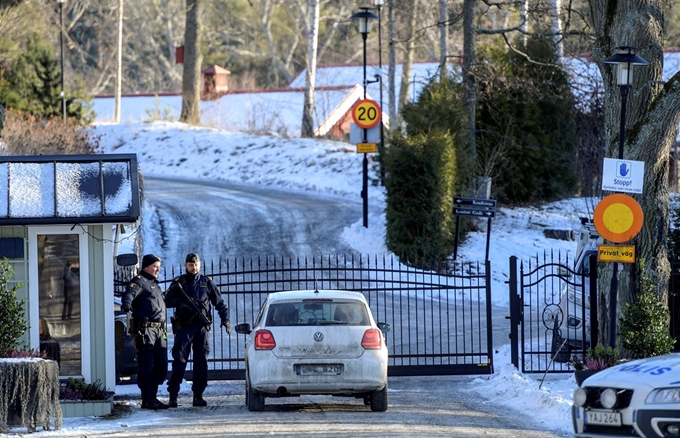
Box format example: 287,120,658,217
585,410,622,426
295,364,343,376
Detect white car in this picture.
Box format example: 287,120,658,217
234,289,391,412
572,353,680,437
551,219,601,362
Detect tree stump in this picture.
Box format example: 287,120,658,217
0,359,62,433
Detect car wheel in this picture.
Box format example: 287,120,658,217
550,321,571,363
246,378,265,412
369,386,388,412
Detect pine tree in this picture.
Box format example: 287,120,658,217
619,260,675,359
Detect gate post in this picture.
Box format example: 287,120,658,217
589,253,598,349
485,260,494,374
508,256,520,368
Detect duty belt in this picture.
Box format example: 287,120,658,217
140,321,165,329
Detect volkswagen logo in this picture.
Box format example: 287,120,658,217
313,332,324,342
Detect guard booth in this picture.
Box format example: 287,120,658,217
0,154,140,391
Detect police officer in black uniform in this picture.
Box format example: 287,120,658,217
121,254,170,410
165,253,230,407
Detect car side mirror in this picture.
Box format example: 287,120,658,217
377,322,391,334
235,323,251,335
116,253,138,267
558,266,570,279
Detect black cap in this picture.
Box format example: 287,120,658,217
141,254,161,270
185,253,200,263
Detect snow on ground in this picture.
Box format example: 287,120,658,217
10,121,593,435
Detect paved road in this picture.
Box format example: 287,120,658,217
132,176,568,438
143,176,371,264
25,376,569,437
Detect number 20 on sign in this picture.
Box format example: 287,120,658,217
352,99,381,129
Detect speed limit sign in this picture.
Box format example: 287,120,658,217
352,99,381,129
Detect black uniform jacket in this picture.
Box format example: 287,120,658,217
121,270,167,323
165,274,228,327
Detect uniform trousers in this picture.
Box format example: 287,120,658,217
167,324,210,395
134,326,168,402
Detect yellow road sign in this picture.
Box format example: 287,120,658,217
352,99,381,129
357,143,377,153
598,244,635,263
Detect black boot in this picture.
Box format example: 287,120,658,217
169,392,178,408
193,392,207,407
140,392,158,410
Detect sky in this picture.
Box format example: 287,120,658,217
6,120,599,436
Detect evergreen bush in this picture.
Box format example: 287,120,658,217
618,261,675,359
384,131,456,270
0,258,27,357
0,33,93,123
400,76,468,192
475,35,579,204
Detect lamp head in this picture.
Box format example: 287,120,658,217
351,7,379,35
603,46,649,86
374,0,384,6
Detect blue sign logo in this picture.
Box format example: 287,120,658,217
617,161,631,179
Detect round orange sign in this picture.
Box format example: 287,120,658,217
593,194,643,243
352,99,381,129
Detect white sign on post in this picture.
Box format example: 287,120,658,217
601,158,644,194
349,123,380,144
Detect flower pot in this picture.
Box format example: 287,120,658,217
575,369,600,386
60,396,114,418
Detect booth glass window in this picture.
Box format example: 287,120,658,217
37,233,82,377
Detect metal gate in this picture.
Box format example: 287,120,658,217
508,252,598,373
116,254,494,379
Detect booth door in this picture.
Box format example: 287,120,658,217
29,227,90,379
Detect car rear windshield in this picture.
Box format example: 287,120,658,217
266,301,370,326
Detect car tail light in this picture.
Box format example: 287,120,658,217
361,328,383,350
254,329,276,350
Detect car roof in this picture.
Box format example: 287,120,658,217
266,290,367,303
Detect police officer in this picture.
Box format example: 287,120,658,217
121,254,170,410
165,253,231,407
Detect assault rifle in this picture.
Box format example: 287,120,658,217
173,281,212,331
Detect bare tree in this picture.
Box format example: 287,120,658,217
438,0,447,80
461,0,477,191
180,0,203,125
590,0,680,347
388,0,397,131
397,0,418,128
300,0,319,138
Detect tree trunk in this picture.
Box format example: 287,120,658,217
388,0,397,131
301,0,319,138
397,0,418,128
180,0,203,125
438,0,447,80
590,0,680,347
548,0,563,64
462,0,477,192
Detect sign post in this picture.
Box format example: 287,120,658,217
593,192,644,348
352,99,382,228
452,196,497,261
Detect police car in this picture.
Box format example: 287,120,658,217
235,289,390,412
572,353,680,437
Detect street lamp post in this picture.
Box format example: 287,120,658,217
351,6,378,228
602,46,649,349
57,0,67,122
